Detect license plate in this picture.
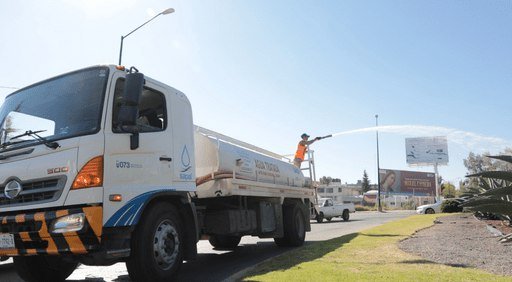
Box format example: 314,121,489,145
0,233,15,249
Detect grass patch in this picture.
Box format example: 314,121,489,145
243,214,510,281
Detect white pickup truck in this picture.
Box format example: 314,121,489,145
315,198,355,223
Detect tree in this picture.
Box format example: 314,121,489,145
441,182,456,198
319,176,332,185
464,149,512,174
458,180,469,196
362,170,371,192
463,148,512,191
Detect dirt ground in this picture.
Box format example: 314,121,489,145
399,214,512,276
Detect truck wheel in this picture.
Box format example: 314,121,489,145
209,235,242,250
274,203,306,247
126,203,183,281
342,210,350,221
13,256,78,282
316,212,324,223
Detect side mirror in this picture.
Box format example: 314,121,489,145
117,71,144,150
117,72,144,129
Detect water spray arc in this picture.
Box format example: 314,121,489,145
330,125,511,152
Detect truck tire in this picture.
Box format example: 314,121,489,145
126,203,183,282
316,212,324,223
13,256,78,282
274,203,306,247
342,209,350,221
209,235,242,250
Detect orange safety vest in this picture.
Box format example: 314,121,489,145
294,142,307,160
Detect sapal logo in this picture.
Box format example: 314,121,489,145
179,145,193,180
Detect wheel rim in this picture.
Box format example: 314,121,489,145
153,219,180,270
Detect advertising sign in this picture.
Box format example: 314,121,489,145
379,169,436,196
405,136,449,165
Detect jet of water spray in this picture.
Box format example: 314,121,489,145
330,125,511,152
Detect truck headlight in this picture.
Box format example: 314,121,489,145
50,213,85,233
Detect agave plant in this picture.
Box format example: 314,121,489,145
462,155,512,232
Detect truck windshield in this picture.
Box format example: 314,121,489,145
0,67,109,151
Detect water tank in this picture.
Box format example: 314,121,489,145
194,129,306,189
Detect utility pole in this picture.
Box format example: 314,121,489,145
375,114,382,212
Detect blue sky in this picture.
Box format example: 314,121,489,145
1,1,511,185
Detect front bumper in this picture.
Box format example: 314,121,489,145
0,206,102,256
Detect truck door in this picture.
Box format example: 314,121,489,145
103,74,174,207
328,199,336,217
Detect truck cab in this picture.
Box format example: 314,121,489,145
0,66,198,280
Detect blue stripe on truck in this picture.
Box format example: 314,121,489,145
105,190,163,227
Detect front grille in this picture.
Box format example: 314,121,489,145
23,179,60,192
0,177,66,207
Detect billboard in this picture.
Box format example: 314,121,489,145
405,136,449,165
379,169,436,196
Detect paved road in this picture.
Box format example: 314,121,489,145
0,210,414,282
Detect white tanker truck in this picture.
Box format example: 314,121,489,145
0,65,315,281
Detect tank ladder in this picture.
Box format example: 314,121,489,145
302,147,319,217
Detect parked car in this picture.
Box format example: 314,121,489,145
416,200,444,214
417,197,469,214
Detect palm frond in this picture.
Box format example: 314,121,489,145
486,155,512,165
467,171,512,182
481,185,512,197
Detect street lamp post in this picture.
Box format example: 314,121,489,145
118,8,175,65
375,114,382,212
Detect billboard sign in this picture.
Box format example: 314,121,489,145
405,136,449,165
379,169,436,196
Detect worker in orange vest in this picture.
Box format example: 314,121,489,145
293,133,321,168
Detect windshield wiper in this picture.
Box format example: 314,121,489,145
8,130,60,149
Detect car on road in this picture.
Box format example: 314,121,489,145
314,198,355,222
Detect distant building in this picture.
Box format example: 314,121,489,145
316,179,370,205
362,190,435,207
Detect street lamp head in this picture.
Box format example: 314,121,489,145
161,8,175,15
375,114,378,119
